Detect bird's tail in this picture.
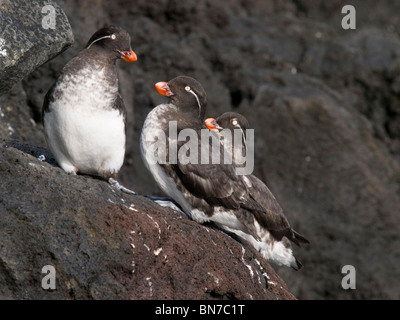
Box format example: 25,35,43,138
291,229,310,247
291,258,303,271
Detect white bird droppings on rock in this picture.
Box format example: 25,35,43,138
240,246,254,280
153,247,162,256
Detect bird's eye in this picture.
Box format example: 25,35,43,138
110,34,116,40
185,86,191,92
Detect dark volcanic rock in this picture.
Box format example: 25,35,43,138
0,0,296,300
247,72,400,299
0,83,46,147
0,0,73,95
0,140,295,300
2,0,400,300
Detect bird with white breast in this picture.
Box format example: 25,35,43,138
42,25,137,194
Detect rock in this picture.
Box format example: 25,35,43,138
0,0,73,95
0,1,298,297
0,83,46,146
0,140,295,300
246,72,400,299
3,0,400,300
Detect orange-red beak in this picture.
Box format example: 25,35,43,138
121,49,137,62
205,118,223,131
155,82,173,97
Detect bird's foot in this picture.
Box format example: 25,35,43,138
108,178,136,195
144,195,184,214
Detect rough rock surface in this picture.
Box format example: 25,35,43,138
0,0,74,95
0,139,295,300
1,0,400,300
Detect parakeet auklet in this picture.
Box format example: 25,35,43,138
205,112,310,269
141,76,307,269
42,25,137,194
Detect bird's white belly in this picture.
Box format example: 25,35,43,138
45,104,125,175
140,105,195,217
44,68,125,175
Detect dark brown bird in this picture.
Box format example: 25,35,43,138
42,25,137,194
141,77,307,269
205,112,310,269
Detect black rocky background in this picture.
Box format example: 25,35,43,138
1,0,400,299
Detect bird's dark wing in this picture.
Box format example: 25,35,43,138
164,135,265,213
41,82,57,122
113,93,127,129
247,175,310,245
